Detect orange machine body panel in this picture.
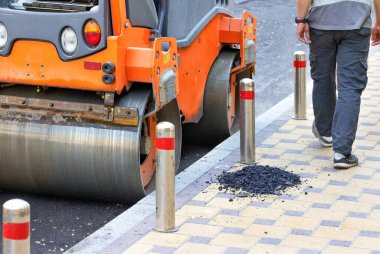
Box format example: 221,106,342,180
0,2,256,123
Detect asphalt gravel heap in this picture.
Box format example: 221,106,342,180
217,165,302,197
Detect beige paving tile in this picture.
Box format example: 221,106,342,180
176,215,190,227
313,226,358,241
330,200,373,213
280,153,315,162
174,243,225,254
122,243,153,254
209,214,255,228
323,246,371,254
139,232,188,247
240,206,283,220
176,205,220,219
176,223,222,237
192,191,218,202
296,192,337,204
342,217,380,231
304,208,347,221
352,236,380,250
210,233,257,248
274,142,308,150
206,197,250,210
270,199,312,212
282,235,328,249
244,224,290,238
359,193,380,204
261,138,282,146
368,210,380,220
309,159,333,168
256,147,285,156
275,216,320,230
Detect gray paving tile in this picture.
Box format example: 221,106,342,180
220,209,240,216
321,167,336,172
250,201,271,208
222,227,245,234
338,195,357,201
285,149,303,154
186,200,207,206
291,229,313,236
329,240,351,247
313,155,330,160
282,139,297,143
259,144,276,149
306,187,323,193
312,203,331,209
357,145,374,150
320,220,340,227
299,173,316,179
186,218,210,225
284,210,304,217
364,188,380,195
366,157,380,161
224,247,249,254
253,219,275,226
292,161,310,166
348,212,368,218
359,231,380,238
329,180,349,186
352,174,372,180
188,236,212,244
278,194,297,200
258,237,281,245
151,246,176,254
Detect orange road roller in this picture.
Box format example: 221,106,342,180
0,0,256,203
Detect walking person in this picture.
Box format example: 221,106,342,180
296,0,380,169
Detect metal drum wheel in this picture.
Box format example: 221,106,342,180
184,50,251,145
0,85,182,204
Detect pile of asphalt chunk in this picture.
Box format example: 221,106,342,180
217,165,301,197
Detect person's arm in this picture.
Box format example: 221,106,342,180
372,0,380,46
296,0,312,44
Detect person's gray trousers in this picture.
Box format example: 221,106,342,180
309,27,371,156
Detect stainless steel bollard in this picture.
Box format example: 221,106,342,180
293,51,307,120
155,122,176,232
240,78,256,164
3,199,30,254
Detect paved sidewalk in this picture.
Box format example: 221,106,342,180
121,50,380,254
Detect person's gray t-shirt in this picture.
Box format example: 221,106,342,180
308,1,372,30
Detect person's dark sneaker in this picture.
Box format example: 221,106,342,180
333,153,359,169
312,121,333,147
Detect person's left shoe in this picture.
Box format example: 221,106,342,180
333,153,359,169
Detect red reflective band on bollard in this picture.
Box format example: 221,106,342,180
240,91,255,100
294,60,307,68
3,222,30,240
156,138,175,150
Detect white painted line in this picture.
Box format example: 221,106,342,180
66,80,313,254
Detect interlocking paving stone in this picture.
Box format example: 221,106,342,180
285,149,303,154
348,212,368,218
224,247,249,254
366,157,380,161
364,188,380,195
338,195,357,201
188,236,212,244
320,220,340,227
352,174,372,180
312,203,331,209
329,240,352,247
221,227,245,234
292,160,310,165
249,201,271,208
284,210,304,217
291,229,313,236
329,180,349,186
253,219,276,226
186,218,210,225
321,167,336,172
357,145,375,150
186,200,207,206
306,187,323,193
220,209,241,216
258,237,281,245
299,173,316,178
359,231,380,238
151,246,176,254
313,155,331,160
278,194,297,200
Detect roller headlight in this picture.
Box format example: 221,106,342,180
61,27,78,55
0,23,8,50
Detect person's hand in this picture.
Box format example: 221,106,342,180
371,24,380,46
296,23,311,44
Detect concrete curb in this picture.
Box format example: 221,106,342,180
66,80,312,254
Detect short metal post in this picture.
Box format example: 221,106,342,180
155,122,176,232
3,199,30,254
293,51,307,120
240,78,255,164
